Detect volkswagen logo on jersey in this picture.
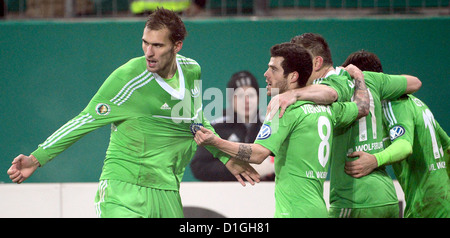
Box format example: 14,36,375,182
190,123,203,136
390,125,405,141
256,124,272,140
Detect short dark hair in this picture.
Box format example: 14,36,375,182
290,33,333,67
270,43,313,88
342,50,383,73
145,7,187,44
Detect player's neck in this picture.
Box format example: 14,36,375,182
305,66,333,85
317,65,334,79
159,60,178,79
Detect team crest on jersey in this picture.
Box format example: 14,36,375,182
256,124,272,140
95,103,110,116
190,123,203,136
390,125,405,141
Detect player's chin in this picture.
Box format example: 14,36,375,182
266,87,272,96
146,66,158,73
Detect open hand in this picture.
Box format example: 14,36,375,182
225,158,260,186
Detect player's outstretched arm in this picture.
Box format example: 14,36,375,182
7,154,40,184
194,127,271,164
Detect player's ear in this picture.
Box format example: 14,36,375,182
313,56,323,71
289,71,299,84
174,41,183,54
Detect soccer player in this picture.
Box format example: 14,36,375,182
267,33,422,218
6,8,259,218
194,42,370,218
342,50,450,218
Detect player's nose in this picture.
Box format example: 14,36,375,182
144,45,154,57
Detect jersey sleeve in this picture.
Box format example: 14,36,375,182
330,102,359,129
314,75,353,102
201,113,231,164
365,71,407,100
31,71,134,166
382,99,415,145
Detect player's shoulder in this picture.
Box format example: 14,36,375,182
285,101,320,116
177,54,200,68
314,72,352,87
101,56,150,96
111,56,148,79
399,94,427,109
362,71,385,84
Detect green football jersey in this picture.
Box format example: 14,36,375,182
255,100,358,217
31,55,229,190
315,69,407,209
382,95,450,218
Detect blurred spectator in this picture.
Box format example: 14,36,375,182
185,0,206,16
25,0,93,18
1,0,4,18
191,70,275,181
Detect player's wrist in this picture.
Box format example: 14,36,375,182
29,154,41,167
293,88,304,100
374,153,385,167
374,139,412,167
211,136,222,147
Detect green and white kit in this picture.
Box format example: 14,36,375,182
381,95,450,218
31,55,229,217
255,100,359,218
315,69,407,218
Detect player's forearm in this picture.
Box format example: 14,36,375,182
403,75,422,94
374,139,412,166
352,74,370,119
211,138,270,164
294,84,338,105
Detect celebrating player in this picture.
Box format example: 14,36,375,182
6,8,259,218
267,33,422,217
194,43,370,217
342,50,450,218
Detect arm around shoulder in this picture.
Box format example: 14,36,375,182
296,84,338,104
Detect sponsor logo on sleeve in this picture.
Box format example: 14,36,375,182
390,125,405,141
256,124,272,140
